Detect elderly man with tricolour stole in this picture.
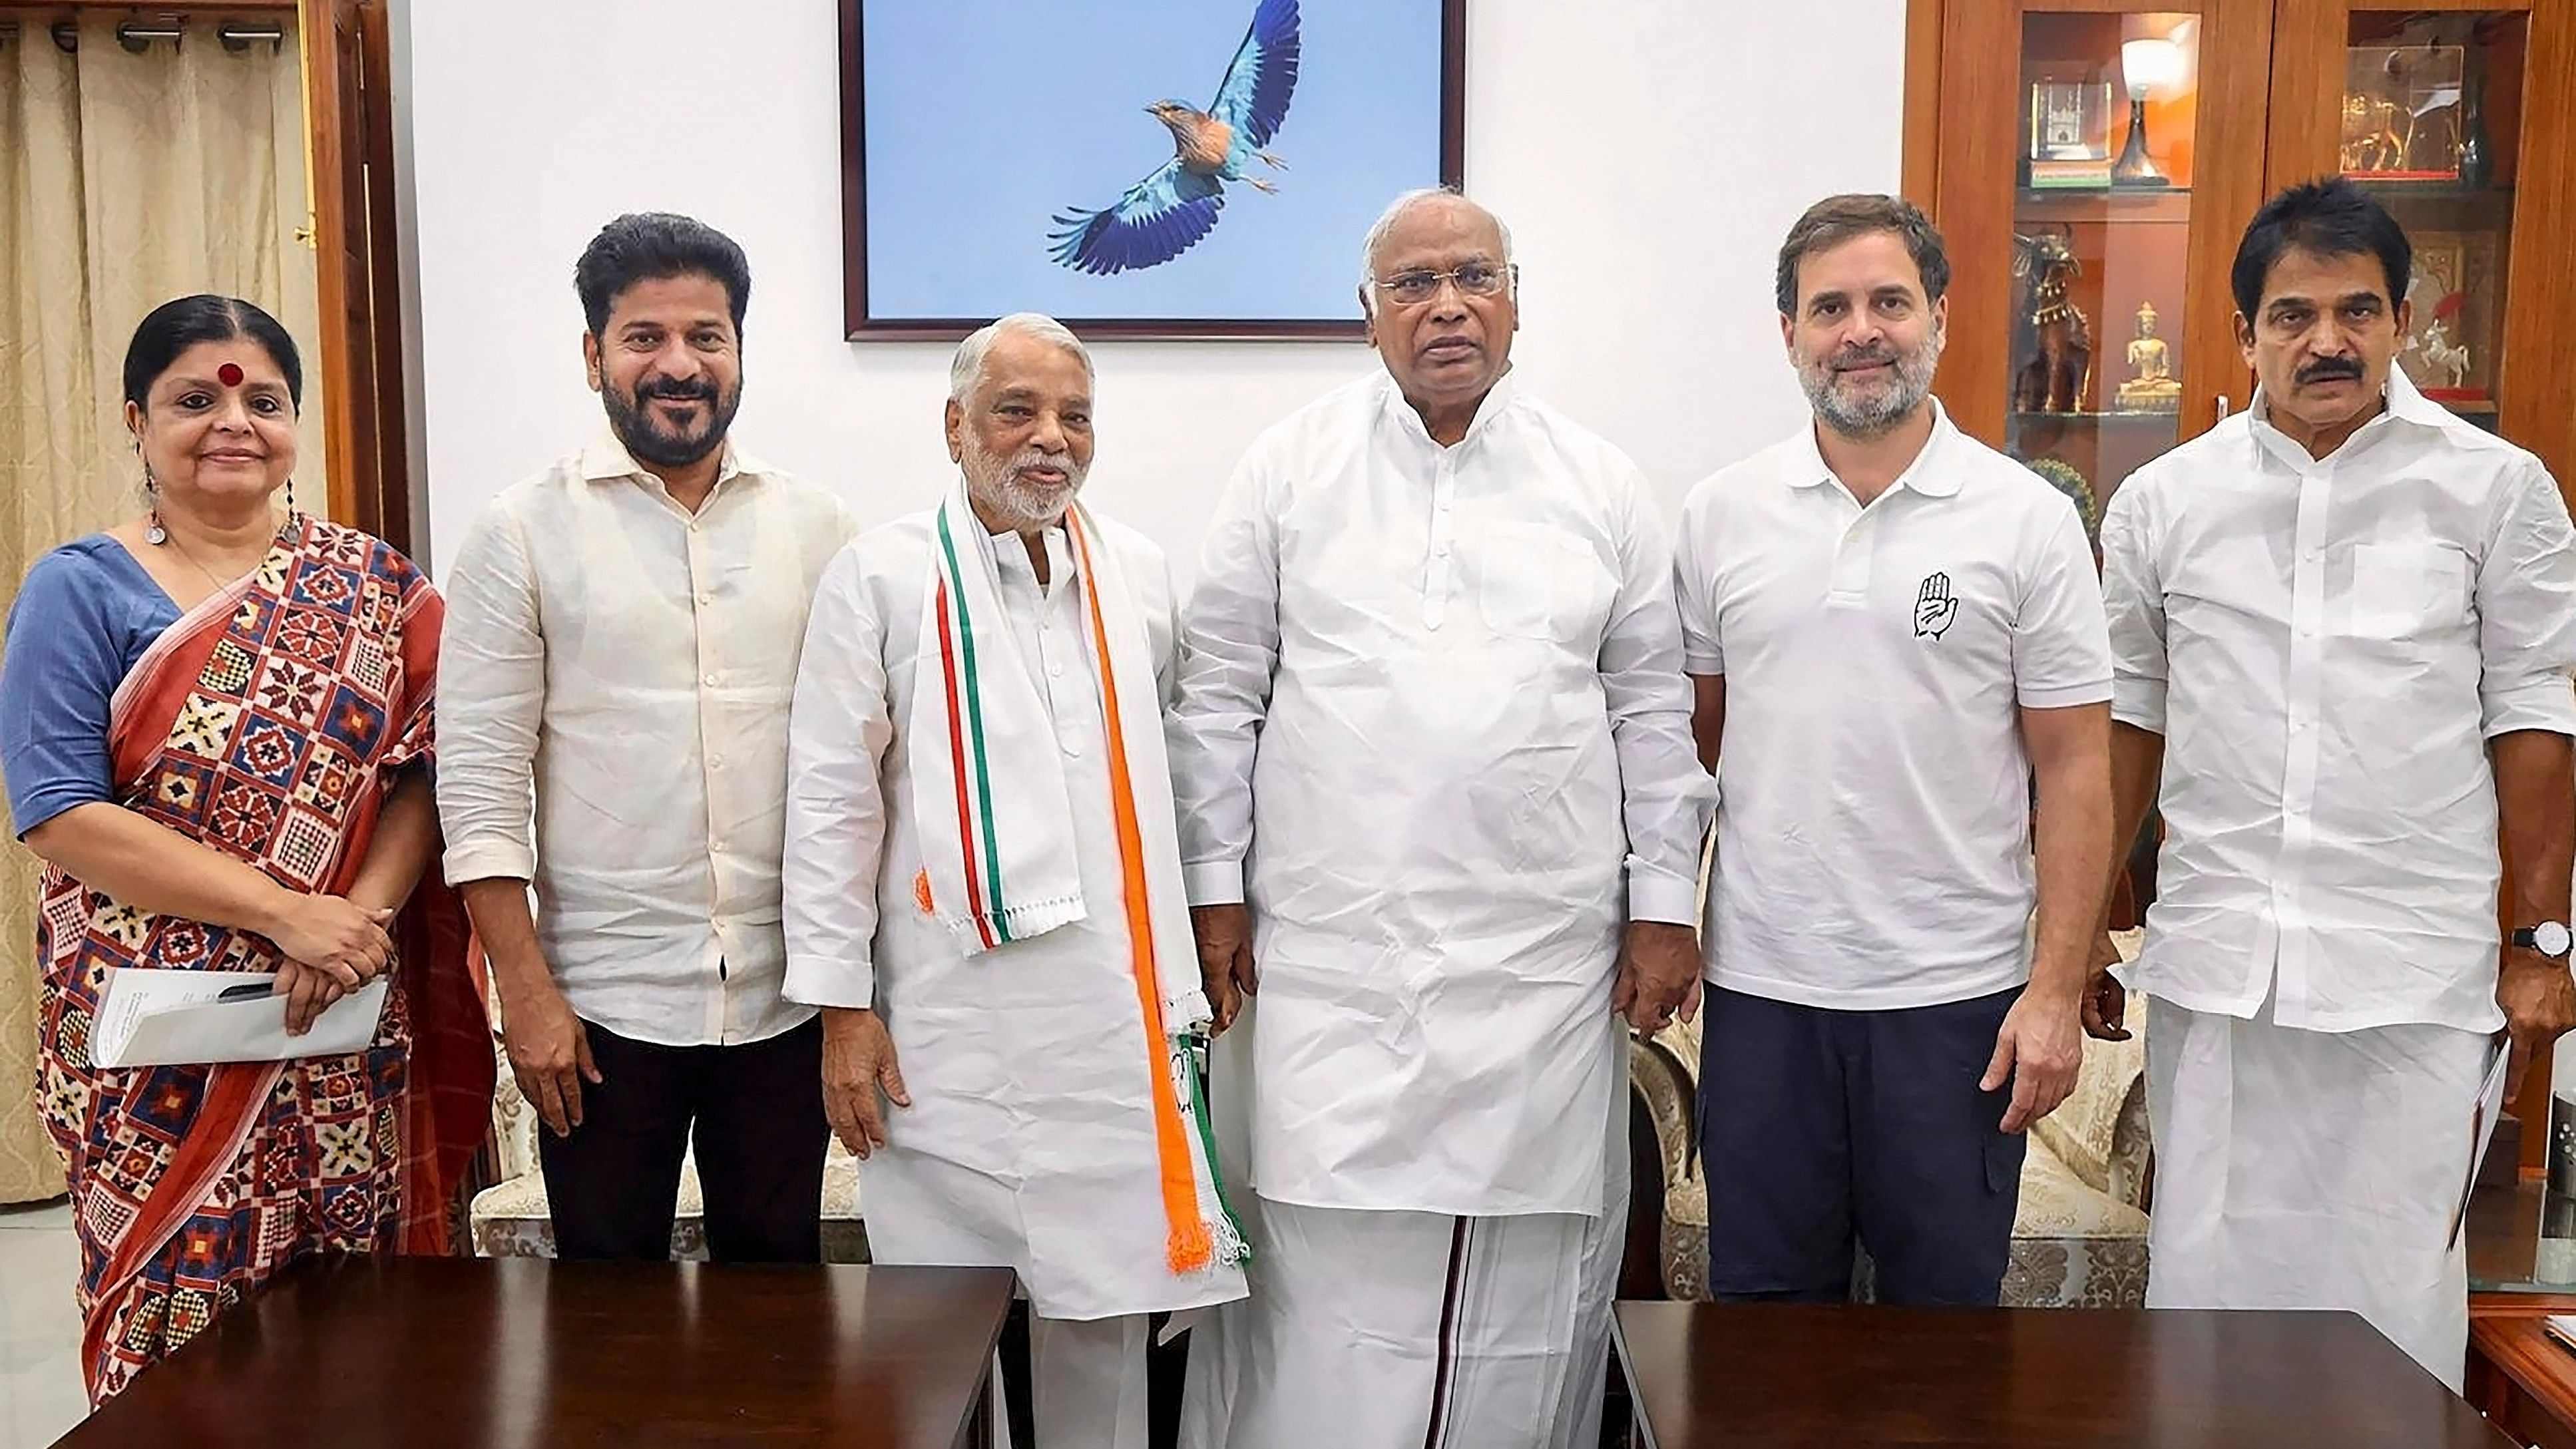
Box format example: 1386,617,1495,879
1170,189,1712,1449
781,313,1247,1449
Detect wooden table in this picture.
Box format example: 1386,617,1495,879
1614,1301,2512,1447
2469,1295,2576,1449
53,1255,1016,1449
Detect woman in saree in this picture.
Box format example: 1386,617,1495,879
0,295,491,1402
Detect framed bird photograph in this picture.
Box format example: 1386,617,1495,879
838,0,1466,339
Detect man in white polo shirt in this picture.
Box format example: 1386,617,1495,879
1675,194,2115,1304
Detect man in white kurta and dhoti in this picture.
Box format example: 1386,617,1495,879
1170,191,1713,1449
782,314,1248,1448
2092,179,2576,1390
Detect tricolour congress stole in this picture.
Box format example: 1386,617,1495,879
908,479,1245,1275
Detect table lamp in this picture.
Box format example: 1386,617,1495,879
2113,37,2185,187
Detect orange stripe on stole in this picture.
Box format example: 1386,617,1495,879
1066,518,1213,1275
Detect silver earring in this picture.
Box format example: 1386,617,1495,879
142,464,167,544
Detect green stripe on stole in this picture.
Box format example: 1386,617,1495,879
933,508,1014,938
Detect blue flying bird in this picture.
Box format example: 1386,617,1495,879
1046,0,1301,275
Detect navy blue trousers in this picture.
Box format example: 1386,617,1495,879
1697,984,2026,1305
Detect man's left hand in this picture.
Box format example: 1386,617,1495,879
1611,922,1701,1037
1984,990,2084,1134
2498,951,2576,1100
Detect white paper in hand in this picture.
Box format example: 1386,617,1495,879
89,968,389,1068
2448,1038,2514,1249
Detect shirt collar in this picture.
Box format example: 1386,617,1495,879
1788,398,1963,499
2247,367,2442,469
578,431,762,489
1377,367,1520,452
978,511,1071,581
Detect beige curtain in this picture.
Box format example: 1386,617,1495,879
0,13,322,1203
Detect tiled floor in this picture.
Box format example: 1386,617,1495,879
0,1196,84,1449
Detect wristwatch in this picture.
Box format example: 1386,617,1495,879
2513,922,2573,960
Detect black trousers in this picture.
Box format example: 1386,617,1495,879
536,1015,830,1263
1697,984,2027,1305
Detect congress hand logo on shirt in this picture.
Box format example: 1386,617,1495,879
1914,571,1958,640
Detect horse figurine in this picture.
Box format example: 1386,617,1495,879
2013,228,2093,414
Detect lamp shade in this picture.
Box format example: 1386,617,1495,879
2121,37,2187,101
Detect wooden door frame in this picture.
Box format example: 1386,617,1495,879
299,0,415,556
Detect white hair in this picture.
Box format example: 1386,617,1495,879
1357,188,1516,317
949,312,1093,403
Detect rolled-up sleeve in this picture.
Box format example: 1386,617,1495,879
435,501,545,885
781,546,893,1010
2475,457,2576,739
2099,479,2169,734
1166,450,1283,909
1602,467,1715,925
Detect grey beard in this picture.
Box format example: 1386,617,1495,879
1801,342,1940,441
962,437,1086,528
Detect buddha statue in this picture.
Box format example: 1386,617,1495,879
2115,302,2182,413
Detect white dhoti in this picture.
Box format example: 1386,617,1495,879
1180,1062,1629,1449
2143,993,2493,1390
1011,1313,1150,1449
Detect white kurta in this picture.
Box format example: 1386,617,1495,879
781,510,1247,1324
1166,369,1711,1219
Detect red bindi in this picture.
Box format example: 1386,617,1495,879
217,362,243,387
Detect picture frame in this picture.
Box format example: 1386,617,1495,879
838,0,1468,341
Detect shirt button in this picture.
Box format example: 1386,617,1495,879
1048,660,1064,678
710,754,726,769
703,672,720,686
696,592,714,606
1062,737,1084,758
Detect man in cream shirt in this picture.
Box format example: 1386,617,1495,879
439,213,857,1262
1170,189,1711,1449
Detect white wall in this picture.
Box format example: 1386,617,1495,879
405,0,1906,581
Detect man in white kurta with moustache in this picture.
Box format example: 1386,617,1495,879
781,313,1248,1449
1171,190,1713,1449
2093,178,2576,1389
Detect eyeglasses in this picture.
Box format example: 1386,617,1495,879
1371,262,1512,307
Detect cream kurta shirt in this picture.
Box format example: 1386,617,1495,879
1167,370,1713,1219
438,434,858,1048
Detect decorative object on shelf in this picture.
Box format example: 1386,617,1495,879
2023,456,2099,542
2416,318,2472,391
2030,80,2113,160
2111,37,2184,188
2340,45,2465,180
2457,65,2492,189
2025,77,2115,190
2012,229,2093,415
2113,302,2183,414
2400,233,2497,403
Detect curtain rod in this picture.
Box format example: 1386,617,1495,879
0,17,285,52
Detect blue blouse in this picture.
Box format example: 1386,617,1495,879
0,536,184,837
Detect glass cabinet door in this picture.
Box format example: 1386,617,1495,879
2269,0,2576,489
2007,12,2203,531
2340,11,2522,433
1930,0,2273,535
